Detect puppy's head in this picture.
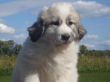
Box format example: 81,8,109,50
28,2,86,45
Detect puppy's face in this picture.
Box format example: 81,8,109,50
28,2,86,45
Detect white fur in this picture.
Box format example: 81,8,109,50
12,37,79,82
12,2,81,82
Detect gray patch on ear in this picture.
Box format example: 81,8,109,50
77,24,87,40
28,20,44,42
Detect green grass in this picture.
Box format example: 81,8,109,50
0,55,16,69
0,72,110,82
79,72,110,82
78,56,110,72
0,55,16,76
0,55,110,82
1,55,110,74
0,75,11,82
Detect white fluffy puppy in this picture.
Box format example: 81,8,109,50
12,2,86,82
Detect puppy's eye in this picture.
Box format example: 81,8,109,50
50,21,60,26
68,21,75,25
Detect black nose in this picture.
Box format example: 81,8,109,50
61,34,70,41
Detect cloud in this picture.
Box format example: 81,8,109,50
81,40,110,50
0,24,15,35
99,40,110,46
95,40,110,50
84,44,95,49
0,19,6,23
31,11,38,16
14,34,26,39
24,21,30,25
13,34,27,44
0,38,7,41
0,0,109,18
0,0,53,17
84,34,98,40
0,33,27,44
73,1,110,17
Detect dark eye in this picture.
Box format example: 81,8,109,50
68,21,75,25
50,21,60,26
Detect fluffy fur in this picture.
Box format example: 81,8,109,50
12,2,86,82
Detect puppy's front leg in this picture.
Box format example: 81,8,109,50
12,67,40,82
12,73,40,82
24,74,40,82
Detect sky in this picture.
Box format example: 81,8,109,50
0,0,110,50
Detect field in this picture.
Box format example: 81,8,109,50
1,72,110,82
0,76,11,82
79,72,110,82
78,56,110,72
0,55,110,82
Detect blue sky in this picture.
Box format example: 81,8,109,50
0,0,110,50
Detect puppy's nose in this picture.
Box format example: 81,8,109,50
61,34,70,41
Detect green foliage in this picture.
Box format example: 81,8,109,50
79,45,110,56
0,40,22,56
79,45,88,56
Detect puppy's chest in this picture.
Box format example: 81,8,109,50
34,47,77,72
37,56,74,82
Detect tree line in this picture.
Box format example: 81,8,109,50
79,45,110,56
0,40,110,56
0,40,22,56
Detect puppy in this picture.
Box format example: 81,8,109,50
12,2,86,82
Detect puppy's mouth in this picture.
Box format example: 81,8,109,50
54,39,72,46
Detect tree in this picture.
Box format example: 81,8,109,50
79,45,88,56
13,44,22,55
0,40,22,56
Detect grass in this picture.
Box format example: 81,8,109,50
0,72,110,82
0,55,110,75
79,72,110,82
0,55,16,76
78,56,110,72
0,55,110,82
0,55,16,69
0,76,11,82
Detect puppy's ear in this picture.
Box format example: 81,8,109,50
77,24,87,40
28,20,44,42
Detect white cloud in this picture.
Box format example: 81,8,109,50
84,34,98,40
73,1,110,17
0,39,7,41
24,21,30,25
0,0,54,17
13,34,27,44
99,40,110,46
0,19,6,23
31,11,38,16
0,24,15,35
84,44,95,49
14,34,26,39
0,0,109,18
95,40,110,50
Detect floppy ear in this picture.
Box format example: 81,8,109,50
28,20,44,42
77,24,87,40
